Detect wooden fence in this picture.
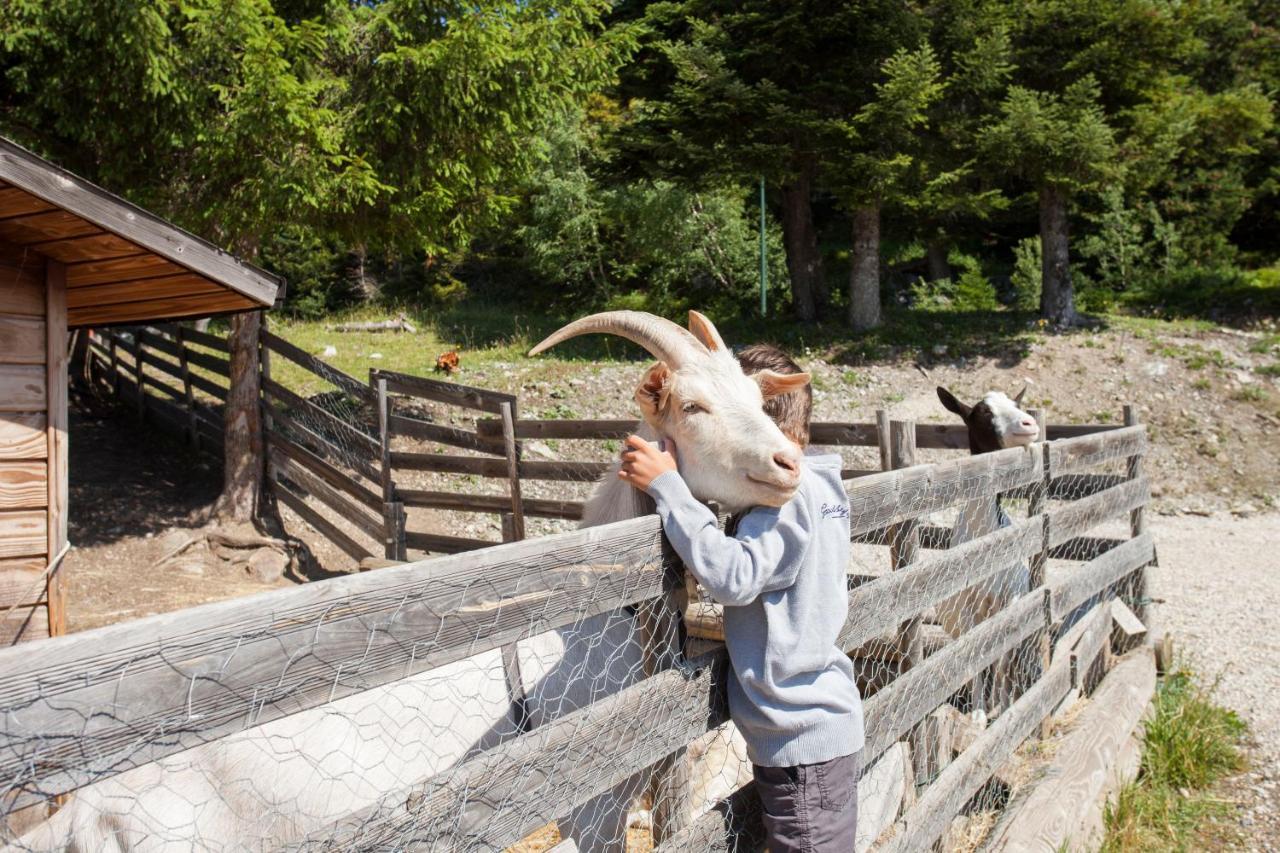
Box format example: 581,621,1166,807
64,323,1158,848
0,358,1154,849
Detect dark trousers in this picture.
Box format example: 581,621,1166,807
753,751,860,853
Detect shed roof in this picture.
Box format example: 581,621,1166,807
0,137,282,328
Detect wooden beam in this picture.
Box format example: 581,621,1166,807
1048,479,1150,548
1048,426,1145,476
371,368,516,414
43,261,67,639
68,290,258,327
1049,534,1154,623
260,331,374,402
64,253,183,287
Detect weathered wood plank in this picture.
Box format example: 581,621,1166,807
0,510,46,558
837,518,1043,654
268,432,381,512
42,262,65,640
846,443,1043,538
476,418,638,440
260,331,373,402
33,231,139,264
263,377,378,455
0,265,45,316
0,604,48,645
0,316,44,365
291,651,732,851
0,414,46,460
68,290,256,327
273,481,373,563
861,589,1046,766
372,368,515,415
270,449,383,541
403,530,496,554
178,325,229,352
0,210,100,245
0,138,279,305
0,516,670,806
390,451,609,482
1048,536,1129,562
0,558,46,608
811,421,881,447
398,489,583,520
389,412,497,454
1049,426,1145,476
65,253,183,288
879,654,1073,853
0,462,47,510
1045,423,1124,439
0,188,56,221
0,366,45,411
984,649,1155,852
65,274,224,310
1048,478,1150,548
1050,534,1154,623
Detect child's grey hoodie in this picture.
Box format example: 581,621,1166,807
646,454,864,767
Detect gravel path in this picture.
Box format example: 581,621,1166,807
1147,511,1280,846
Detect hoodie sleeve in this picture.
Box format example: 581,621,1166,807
645,470,812,606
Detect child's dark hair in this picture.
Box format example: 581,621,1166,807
736,343,812,447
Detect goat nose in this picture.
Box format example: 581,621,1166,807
773,452,799,475
1021,417,1037,429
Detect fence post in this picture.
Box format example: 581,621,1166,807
500,401,526,541
376,376,404,560
646,559,694,845
889,419,929,782
1027,409,1053,736
175,324,199,449
1121,404,1149,649
108,333,121,396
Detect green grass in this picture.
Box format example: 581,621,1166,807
1100,664,1247,852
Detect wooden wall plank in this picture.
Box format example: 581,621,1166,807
0,260,45,316
65,253,182,287
30,232,138,264
0,366,46,411
0,210,99,245
0,558,46,608
0,316,45,364
66,274,225,310
0,413,46,460
68,291,257,327
0,604,48,645
0,462,47,510
0,188,56,221
0,510,47,558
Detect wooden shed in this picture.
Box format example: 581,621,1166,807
0,136,281,644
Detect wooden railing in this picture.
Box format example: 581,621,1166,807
0,417,1153,851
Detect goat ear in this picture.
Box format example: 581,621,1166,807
1012,384,1028,406
757,370,811,399
687,310,726,352
635,362,673,420
937,386,972,419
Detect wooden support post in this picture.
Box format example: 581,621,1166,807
500,401,526,541
1120,404,1149,649
876,409,892,473
1027,410,1052,734
175,324,199,449
108,333,120,396
45,261,68,640
131,328,146,420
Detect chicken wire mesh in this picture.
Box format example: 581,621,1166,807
12,341,1151,852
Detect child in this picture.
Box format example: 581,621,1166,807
619,343,863,853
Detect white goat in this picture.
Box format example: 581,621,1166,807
11,311,806,852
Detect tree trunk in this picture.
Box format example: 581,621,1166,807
1039,184,1079,326
926,239,951,282
780,174,825,322
848,203,883,331
213,310,266,523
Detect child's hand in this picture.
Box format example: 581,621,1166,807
619,435,678,492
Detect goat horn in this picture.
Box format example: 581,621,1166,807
528,311,707,367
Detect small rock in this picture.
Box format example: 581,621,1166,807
932,344,948,356
173,556,206,576
1144,361,1169,377
369,352,383,359
155,529,193,556
525,440,559,461
1232,503,1259,518
321,345,337,358
247,548,289,584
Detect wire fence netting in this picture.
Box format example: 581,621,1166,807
12,334,1149,852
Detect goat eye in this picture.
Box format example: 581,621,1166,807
681,402,707,415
